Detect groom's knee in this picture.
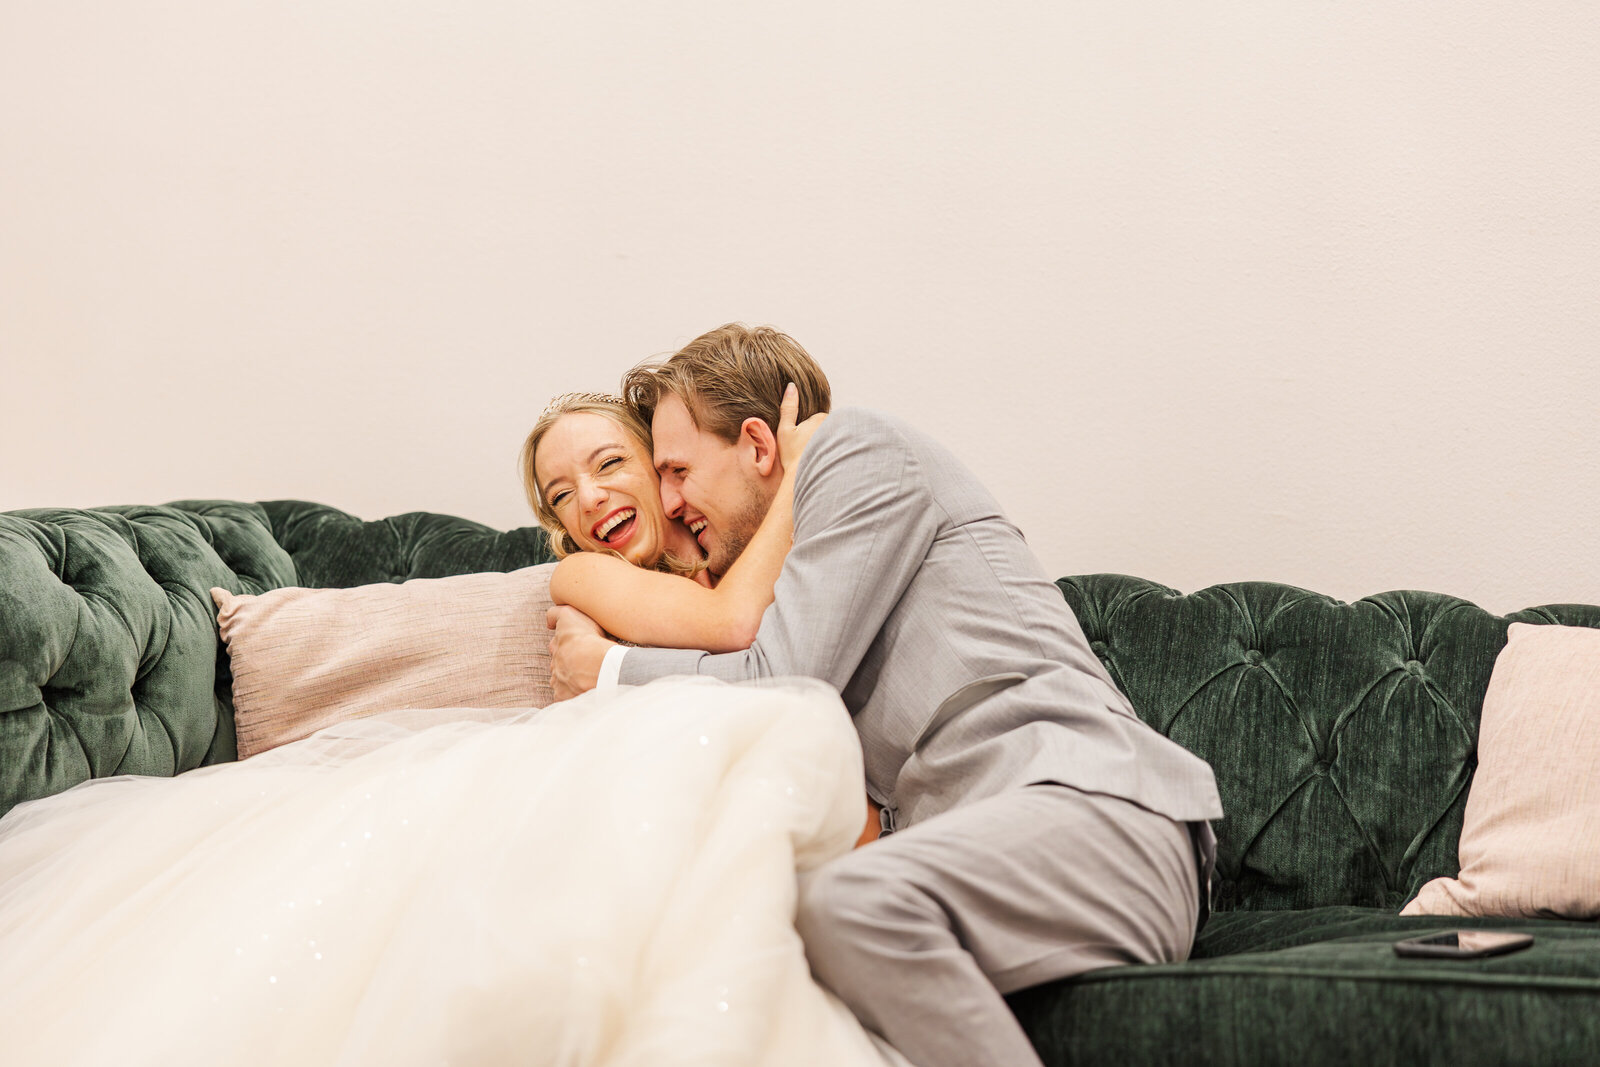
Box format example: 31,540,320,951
796,851,946,978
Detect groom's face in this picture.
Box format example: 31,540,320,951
650,393,771,577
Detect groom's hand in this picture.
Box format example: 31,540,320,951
547,604,612,700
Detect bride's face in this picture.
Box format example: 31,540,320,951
534,411,674,567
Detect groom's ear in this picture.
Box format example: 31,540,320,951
740,416,780,479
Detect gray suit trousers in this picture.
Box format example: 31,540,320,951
795,783,1213,1067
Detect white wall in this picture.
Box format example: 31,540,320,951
3,1,1596,615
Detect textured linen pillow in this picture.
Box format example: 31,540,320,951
213,564,557,758
1401,622,1600,919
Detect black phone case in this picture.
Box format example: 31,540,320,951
1393,932,1534,959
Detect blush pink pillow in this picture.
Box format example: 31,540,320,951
1401,622,1600,919
213,564,558,758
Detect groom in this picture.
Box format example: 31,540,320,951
548,323,1223,1067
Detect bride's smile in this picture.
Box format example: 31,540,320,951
533,410,670,567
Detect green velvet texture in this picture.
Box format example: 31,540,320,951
1058,575,1600,913
0,500,554,821
1008,907,1600,1066
259,500,554,589
0,502,294,816
1189,906,1600,960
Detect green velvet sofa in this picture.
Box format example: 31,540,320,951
3,500,1597,1066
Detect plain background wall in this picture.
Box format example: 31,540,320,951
2,1,1596,615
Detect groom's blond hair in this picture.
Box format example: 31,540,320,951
623,323,831,442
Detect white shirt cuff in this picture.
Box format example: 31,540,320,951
596,643,629,692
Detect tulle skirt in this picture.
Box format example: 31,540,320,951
0,677,906,1067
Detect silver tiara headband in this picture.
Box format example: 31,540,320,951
540,391,625,419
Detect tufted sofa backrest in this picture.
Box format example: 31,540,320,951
1058,574,1600,913
258,501,555,589
0,501,554,821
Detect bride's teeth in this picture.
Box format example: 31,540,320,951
596,509,635,541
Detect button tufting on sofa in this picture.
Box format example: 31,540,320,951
1052,575,1600,913
0,500,559,822
0,503,301,817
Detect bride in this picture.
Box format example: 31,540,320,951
0,390,905,1066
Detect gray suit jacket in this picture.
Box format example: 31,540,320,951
620,407,1223,829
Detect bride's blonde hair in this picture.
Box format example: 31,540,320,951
519,393,703,578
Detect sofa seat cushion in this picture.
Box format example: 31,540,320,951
1190,904,1600,959
1008,906,1600,1067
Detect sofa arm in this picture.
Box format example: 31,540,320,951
0,501,296,820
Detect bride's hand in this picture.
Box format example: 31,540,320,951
777,382,826,471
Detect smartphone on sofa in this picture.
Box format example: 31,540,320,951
1393,931,1534,959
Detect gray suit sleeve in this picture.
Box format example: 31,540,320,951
618,411,942,688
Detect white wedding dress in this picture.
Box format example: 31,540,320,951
0,677,909,1067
